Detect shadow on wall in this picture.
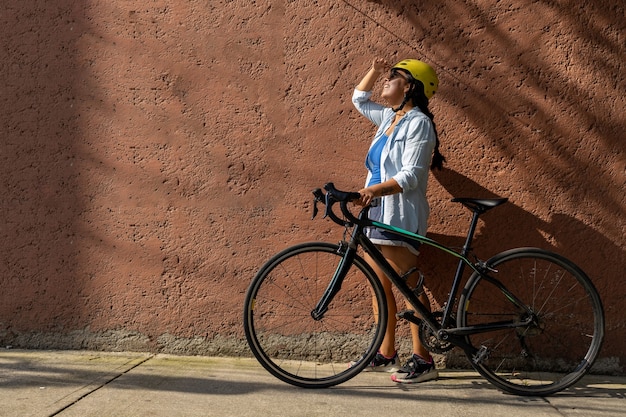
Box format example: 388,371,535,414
418,168,624,364
1,0,623,367
353,0,624,364
0,2,85,335
351,0,624,225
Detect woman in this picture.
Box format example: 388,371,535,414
351,57,445,384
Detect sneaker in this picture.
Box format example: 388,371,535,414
391,354,438,383
350,351,399,372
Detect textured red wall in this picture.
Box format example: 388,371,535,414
1,0,624,372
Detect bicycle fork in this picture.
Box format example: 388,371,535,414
310,240,356,321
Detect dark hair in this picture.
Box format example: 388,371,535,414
395,74,446,170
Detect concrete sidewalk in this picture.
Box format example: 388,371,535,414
0,350,624,417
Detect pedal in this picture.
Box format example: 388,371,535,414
472,345,489,365
396,309,422,325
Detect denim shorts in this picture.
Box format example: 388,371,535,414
366,204,421,256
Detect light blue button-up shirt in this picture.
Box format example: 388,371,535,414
352,88,436,236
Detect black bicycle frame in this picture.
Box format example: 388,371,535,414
310,203,534,358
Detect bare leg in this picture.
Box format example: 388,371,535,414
365,245,431,359
364,251,397,357
406,291,431,359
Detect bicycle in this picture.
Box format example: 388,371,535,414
243,183,604,396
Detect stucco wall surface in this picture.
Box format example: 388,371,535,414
1,0,624,373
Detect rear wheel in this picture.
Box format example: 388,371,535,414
243,242,387,388
458,248,604,396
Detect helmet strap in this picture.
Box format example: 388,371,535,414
391,82,415,113
392,95,409,113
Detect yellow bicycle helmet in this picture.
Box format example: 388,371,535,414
392,59,439,99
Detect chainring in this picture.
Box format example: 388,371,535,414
419,312,455,354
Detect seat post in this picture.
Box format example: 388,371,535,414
442,209,482,326
461,210,482,258
443,197,507,325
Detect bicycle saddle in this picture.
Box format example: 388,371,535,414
451,197,508,214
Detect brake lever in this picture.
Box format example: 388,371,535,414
311,188,324,220
324,192,332,219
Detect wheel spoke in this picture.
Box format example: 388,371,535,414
459,248,604,396
244,243,387,388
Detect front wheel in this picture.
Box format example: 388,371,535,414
243,242,387,388
458,248,604,396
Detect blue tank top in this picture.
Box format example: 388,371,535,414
366,134,389,186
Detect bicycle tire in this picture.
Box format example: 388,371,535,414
458,248,604,396
243,242,387,388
